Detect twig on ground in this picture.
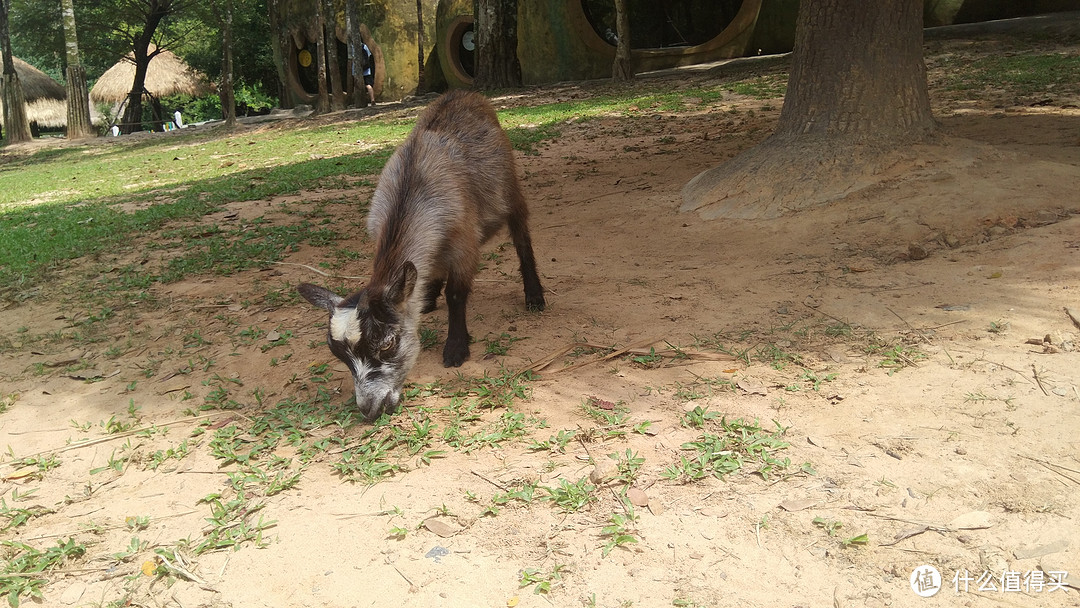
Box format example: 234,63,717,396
271,261,367,280
392,564,418,590
1020,455,1080,486
470,469,509,492
528,336,734,377
1031,363,1050,396
886,306,932,344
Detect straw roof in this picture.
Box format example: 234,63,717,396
90,47,211,103
17,97,106,129
0,55,70,127
7,56,66,102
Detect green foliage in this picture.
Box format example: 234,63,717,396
542,477,596,512
519,563,569,595
9,0,278,100
601,511,639,557
1,538,86,606
662,418,813,483
944,53,1080,96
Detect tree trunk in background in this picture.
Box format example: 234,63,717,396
1,0,32,144
314,0,329,113
416,0,425,93
219,0,236,126
61,0,93,138
323,0,344,110
473,0,520,89
119,0,172,134
682,0,936,219
345,0,364,107
611,0,632,81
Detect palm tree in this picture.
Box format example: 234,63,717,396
62,0,94,138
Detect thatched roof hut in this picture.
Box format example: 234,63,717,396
0,56,69,128
90,47,211,104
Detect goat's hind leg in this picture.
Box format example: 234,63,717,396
507,195,545,311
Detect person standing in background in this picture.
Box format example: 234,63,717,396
362,42,375,106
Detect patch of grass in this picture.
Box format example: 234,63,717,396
482,332,523,356
529,429,577,453
1,537,86,606
682,405,719,429
726,76,788,99
542,477,596,512
192,491,275,554
942,52,1080,97
0,491,50,531
601,510,640,557
610,449,645,485
662,418,813,483
418,325,439,350
873,342,927,375
519,563,569,595
813,517,868,548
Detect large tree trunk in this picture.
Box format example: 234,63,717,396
61,0,93,139
473,0,520,89
314,0,330,113
323,0,344,111
119,1,171,134
682,0,935,219
219,0,236,127
1,0,32,144
345,0,364,107
415,0,425,93
611,0,632,81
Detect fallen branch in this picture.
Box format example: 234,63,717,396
470,469,509,492
1031,364,1050,396
271,261,366,281
527,337,735,377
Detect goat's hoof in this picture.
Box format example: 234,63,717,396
442,343,470,368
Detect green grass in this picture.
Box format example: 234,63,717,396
942,53,1080,96
0,88,735,299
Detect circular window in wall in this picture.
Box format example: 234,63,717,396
581,0,743,49
447,17,475,79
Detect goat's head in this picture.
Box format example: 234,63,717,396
297,262,420,421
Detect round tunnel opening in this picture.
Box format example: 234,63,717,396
581,0,744,49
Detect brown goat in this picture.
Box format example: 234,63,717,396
297,90,545,421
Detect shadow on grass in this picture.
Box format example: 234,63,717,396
0,149,392,297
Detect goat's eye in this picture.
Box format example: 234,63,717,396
380,334,397,352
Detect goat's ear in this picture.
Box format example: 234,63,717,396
387,261,418,309
297,283,345,312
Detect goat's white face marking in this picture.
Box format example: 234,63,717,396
330,308,362,345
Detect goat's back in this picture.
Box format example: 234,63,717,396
367,91,525,287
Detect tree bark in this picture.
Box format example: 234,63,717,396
345,0,364,107
611,0,632,81
415,0,425,93
473,0,520,89
1,0,32,144
119,0,173,134
323,0,344,111
218,0,236,126
682,0,936,219
61,0,94,139
314,0,329,113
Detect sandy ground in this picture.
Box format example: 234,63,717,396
1,36,1079,608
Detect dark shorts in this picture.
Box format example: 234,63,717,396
363,74,374,87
